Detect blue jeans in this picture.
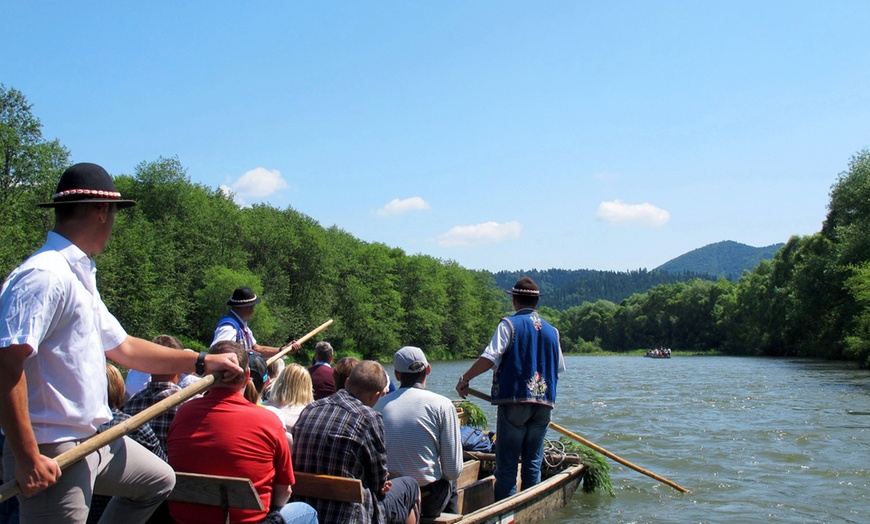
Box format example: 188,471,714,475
493,403,552,501
279,501,318,523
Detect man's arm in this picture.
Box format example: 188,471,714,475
455,357,494,398
272,483,291,508
0,344,61,497
439,401,464,480
106,336,243,380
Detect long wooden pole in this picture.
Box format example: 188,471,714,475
266,319,332,367
0,319,334,503
465,387,690,493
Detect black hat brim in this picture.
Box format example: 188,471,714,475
37,199,137,209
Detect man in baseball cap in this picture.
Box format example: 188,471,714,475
375,346,463,519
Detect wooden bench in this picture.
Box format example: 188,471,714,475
291,471,365,504
169,471,365,523
168,472,263,524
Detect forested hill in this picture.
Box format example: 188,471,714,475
655,240,784,280
492,268,715,310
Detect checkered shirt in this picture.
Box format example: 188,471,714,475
292,389,389,524
123,381,182,450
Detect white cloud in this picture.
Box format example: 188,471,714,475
376,196,431,217
221,167,289,206
596,200,670,226
438,221,523,247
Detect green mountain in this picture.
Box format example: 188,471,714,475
655,240,784,280
491,241,784,310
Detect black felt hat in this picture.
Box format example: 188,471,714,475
227,286,261,307
37,163,136,208
506,276,542,296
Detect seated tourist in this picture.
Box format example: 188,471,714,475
293,360,421,524
244,349,271,404
332,355,361,391
262,357,285,401
167,340,317,524
375,346,463,519
309,341,336,400
264,363,315,445
123,334,187,450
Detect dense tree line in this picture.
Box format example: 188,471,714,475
4,85,870,367
493,268,718,310
555,149,870,368
0,85,504,363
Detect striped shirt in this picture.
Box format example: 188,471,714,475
374,384,463,486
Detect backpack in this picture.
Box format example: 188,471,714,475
460,425,495,453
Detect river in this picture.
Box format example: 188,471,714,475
425,356,869,524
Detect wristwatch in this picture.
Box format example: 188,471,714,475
458,376,469,386
195,351,207,376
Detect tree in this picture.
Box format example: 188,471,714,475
843,262,870,368
0,84,69,275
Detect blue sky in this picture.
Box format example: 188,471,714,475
3,1,869,272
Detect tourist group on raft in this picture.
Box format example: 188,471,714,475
0,163,566,524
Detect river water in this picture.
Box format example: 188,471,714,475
425,356,869,524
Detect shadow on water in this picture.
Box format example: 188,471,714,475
428,356,869,524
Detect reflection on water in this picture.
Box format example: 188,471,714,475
426,356,869,524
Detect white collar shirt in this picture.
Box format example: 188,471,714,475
0,231,127,443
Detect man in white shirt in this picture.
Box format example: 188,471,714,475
0,163,243,524
375,346,463,519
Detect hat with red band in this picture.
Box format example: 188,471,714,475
37,163,136,208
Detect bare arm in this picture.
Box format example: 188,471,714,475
455,357,494,398
272,483,291,508
106,336,243,380
0,344,61,497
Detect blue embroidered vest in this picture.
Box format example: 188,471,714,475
217,310,254,351
491,308,560,408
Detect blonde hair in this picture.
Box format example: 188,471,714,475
269,363,314,407
106,363,126,409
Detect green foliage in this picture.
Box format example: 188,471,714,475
843,261,870,368
656,240,784,280
492,268,720,310
456,401,487,429
556,437,613,495
0,84,69,277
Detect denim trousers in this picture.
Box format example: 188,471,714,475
493,403,552,501
278,501,319,523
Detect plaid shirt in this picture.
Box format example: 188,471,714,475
123,381,181,450
292,389,389,524
99,408,167,461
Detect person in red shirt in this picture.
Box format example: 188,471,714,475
167,340,317,524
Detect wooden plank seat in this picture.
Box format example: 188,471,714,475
168,472,263,524
291,471,365,504
169,471,365,524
